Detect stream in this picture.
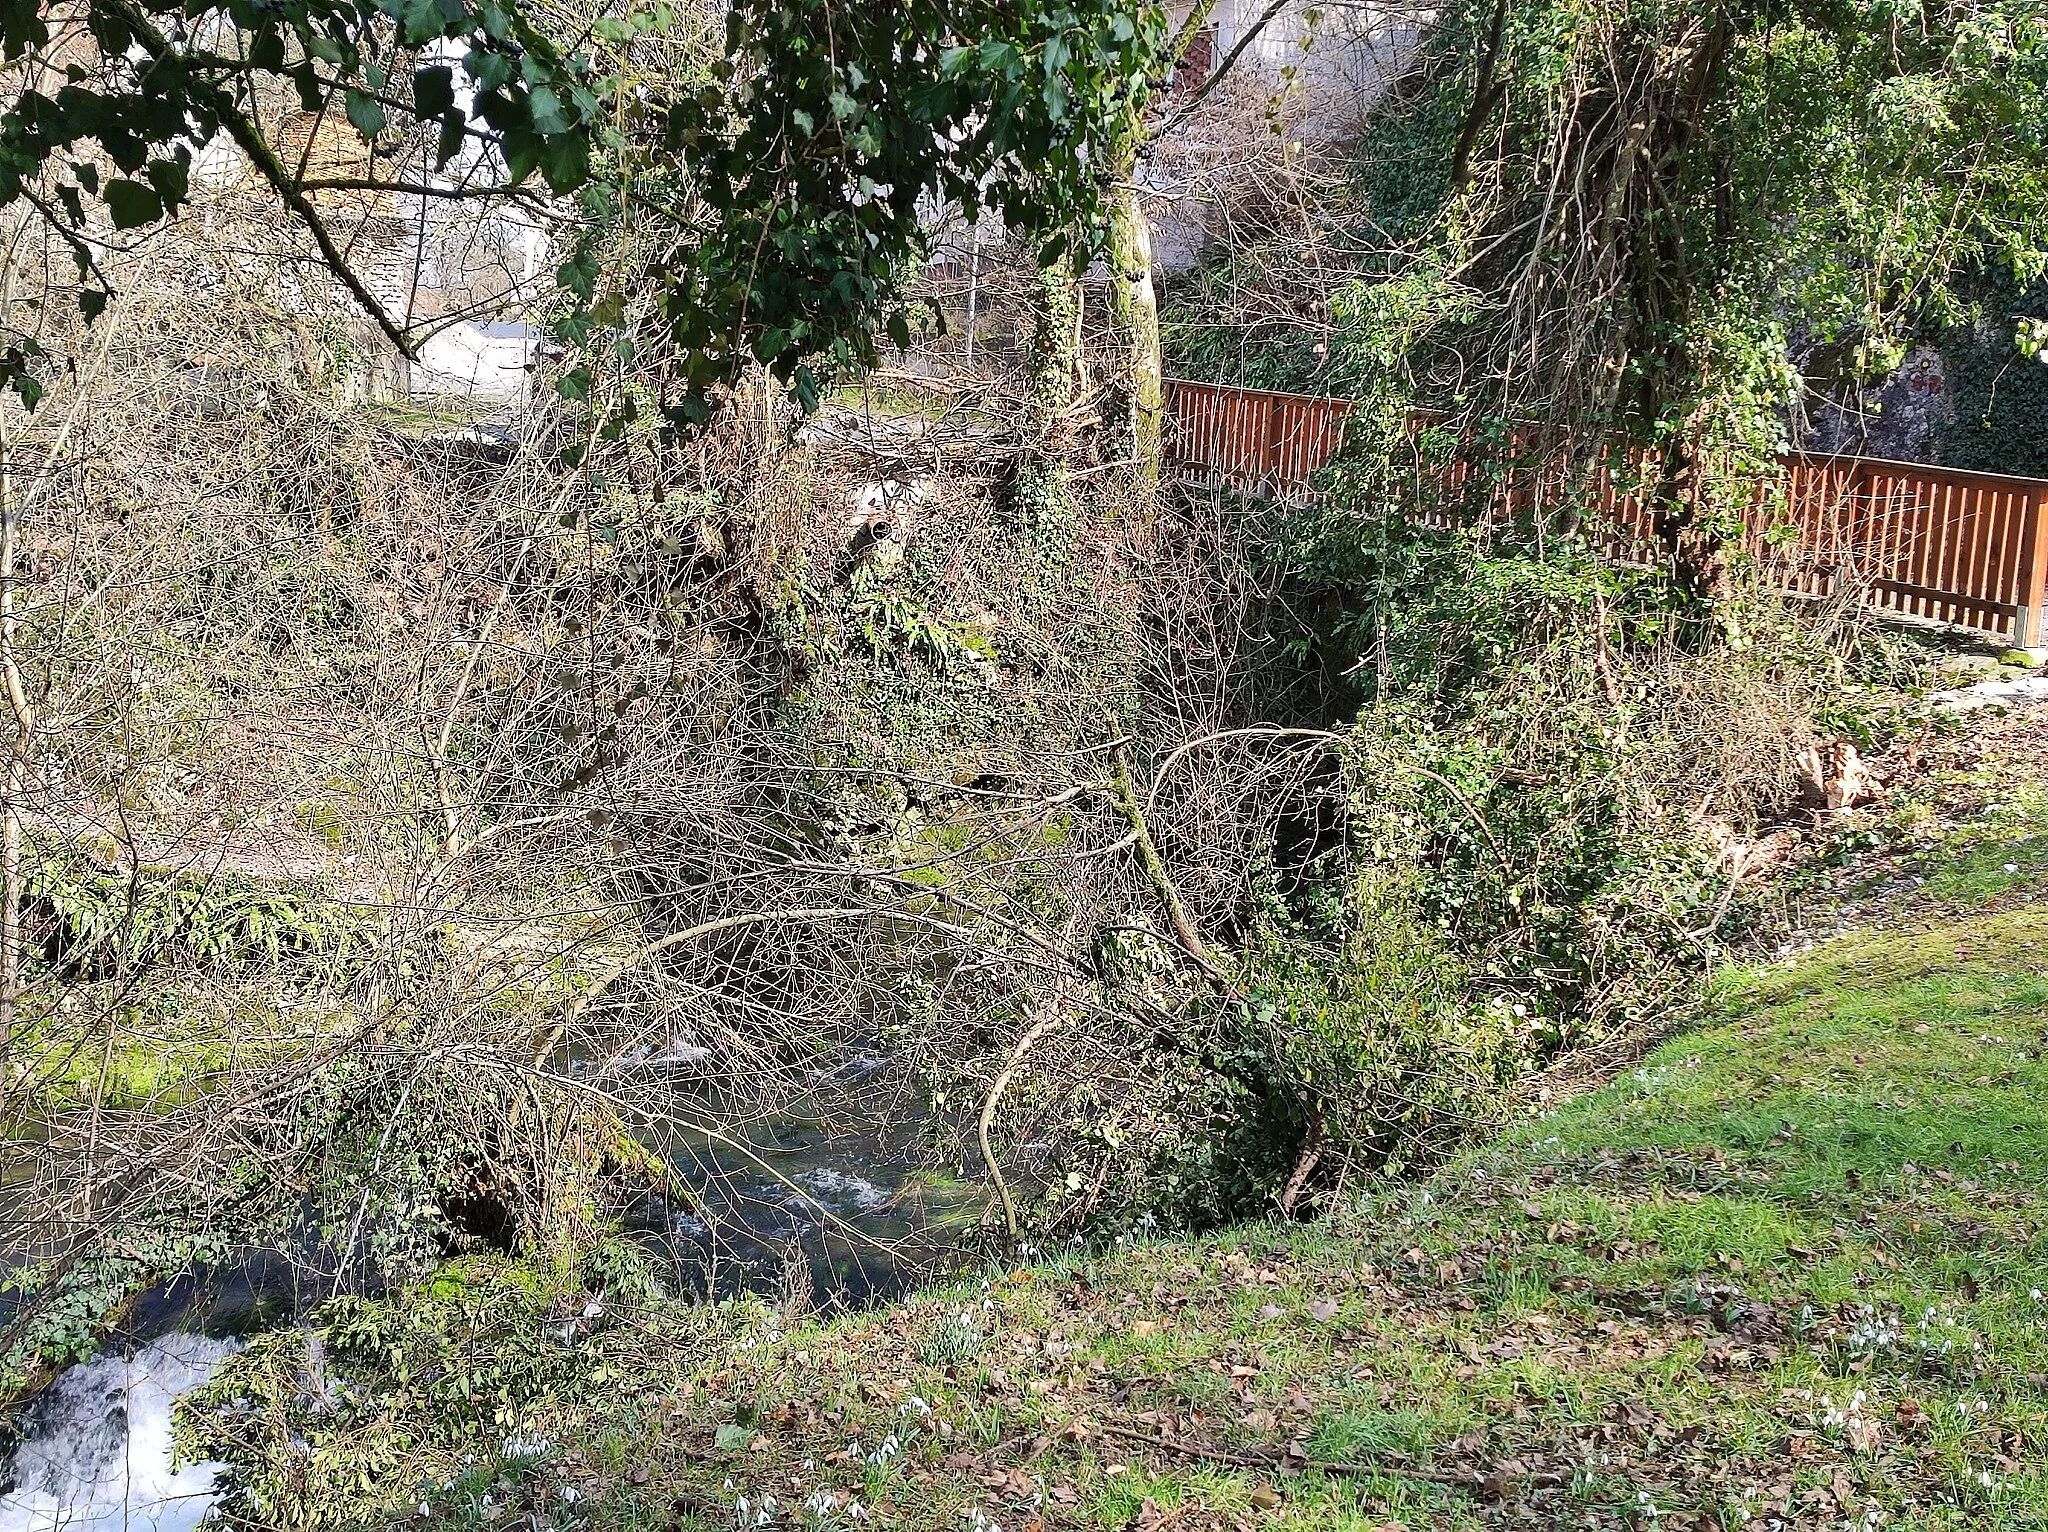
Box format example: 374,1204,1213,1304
0,1079,977,1530
0,1334,239,1532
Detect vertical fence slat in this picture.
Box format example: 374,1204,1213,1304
1964,485,1996,625
1990,488,2018,609
1928,475,1951,623
2003,488,2029,626
1923,476,1950,623
1952,483,1979,625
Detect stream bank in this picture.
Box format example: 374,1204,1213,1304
141,693,2048,1530
0,1075,983,1530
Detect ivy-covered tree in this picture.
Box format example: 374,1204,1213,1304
0,0,1168,422
1355,0,2048,599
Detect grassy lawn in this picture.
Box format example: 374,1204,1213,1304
240,898,2044,1530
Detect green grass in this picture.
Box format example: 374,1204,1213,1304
190,896,2048,1530
1859,755,2048,913
1919,797,2048,907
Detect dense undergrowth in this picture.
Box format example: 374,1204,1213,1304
0,427,1944,1415
1155,489,1940,1210
3,0,2047,1522
178,702,2048,1529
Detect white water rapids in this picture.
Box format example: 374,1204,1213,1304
0,1334,239,1532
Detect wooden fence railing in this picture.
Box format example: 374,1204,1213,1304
1162,376,2048,647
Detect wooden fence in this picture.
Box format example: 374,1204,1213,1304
1163,376,2048,647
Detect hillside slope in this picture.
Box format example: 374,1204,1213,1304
615,909,2048,1531
193,705,2048,1532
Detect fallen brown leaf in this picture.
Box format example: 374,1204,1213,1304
1831,1468,1859,1516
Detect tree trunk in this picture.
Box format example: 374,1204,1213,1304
1636,17,1733,614
0,389,27,1096
1021,250,1082,530
1105,165,1163,501
1652,439,1732,608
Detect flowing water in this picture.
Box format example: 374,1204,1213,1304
0,1077,976,1530
0,1334,240,1532
632,1111,977,1307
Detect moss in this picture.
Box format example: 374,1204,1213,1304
293,799,348,848
12,988,352,1111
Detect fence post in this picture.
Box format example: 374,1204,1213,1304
2018,488,2048,651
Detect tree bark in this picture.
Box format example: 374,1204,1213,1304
1449,0,1512,192
1021,249,1082,528
1634,17,1733,610
1105,163,1163,500
1652,438,1733,607
0,229,28,1100
0,387,28,1096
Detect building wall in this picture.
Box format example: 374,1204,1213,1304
1149,1,1434,272
1175,0,1433,130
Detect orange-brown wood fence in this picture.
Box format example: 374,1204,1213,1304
1163,376,2048,647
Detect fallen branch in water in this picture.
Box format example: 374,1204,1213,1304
979,1012,1066,1239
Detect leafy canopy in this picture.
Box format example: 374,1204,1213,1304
1364,0,2048,453
0,0,1169,417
